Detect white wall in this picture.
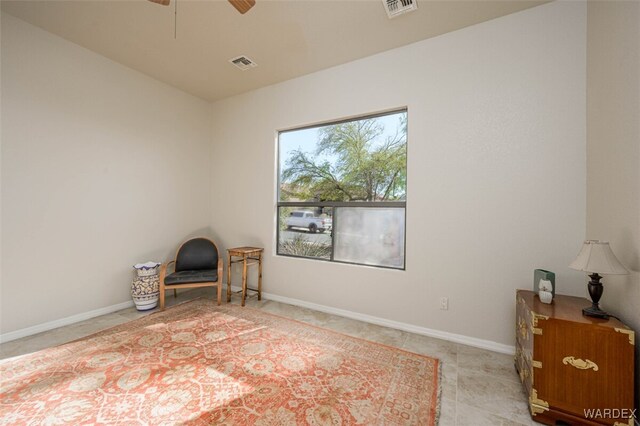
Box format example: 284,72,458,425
0,14,212,335
586,1,640,409
210,1,587,347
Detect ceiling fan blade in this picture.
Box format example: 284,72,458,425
148,0,170,5
228,0,255,14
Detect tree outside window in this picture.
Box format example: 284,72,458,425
277,109,407,269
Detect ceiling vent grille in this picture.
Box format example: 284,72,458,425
382,0,417,19
229,55,257,71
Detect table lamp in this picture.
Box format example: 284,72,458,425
569,240,628,319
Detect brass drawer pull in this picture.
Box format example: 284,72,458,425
562,356,598,371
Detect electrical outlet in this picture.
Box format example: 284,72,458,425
440,297,449,310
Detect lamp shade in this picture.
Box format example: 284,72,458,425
569,240,629,275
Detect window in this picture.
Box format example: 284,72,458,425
277,109,407,269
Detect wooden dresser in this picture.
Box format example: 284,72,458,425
515,290,635,426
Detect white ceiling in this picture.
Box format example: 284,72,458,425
1,0,546,102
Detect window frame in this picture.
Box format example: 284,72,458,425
276,108,408,270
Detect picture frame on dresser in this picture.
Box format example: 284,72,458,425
533,269,556,300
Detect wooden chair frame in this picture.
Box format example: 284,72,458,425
159,237,223,309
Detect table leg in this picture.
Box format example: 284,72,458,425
258,252,262,301
241,255,248,307
227,254,232,303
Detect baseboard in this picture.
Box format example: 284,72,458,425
234,286,515,355
0,300,135,344
3,289,516,355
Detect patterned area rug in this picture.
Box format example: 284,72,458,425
0,299,440,425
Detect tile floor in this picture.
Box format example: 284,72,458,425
0,288,540,425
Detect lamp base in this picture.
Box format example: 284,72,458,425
582,273,609,319
582,305,610,319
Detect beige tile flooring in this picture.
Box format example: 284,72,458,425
0,288,540,425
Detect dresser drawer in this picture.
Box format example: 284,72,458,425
533,318,634,424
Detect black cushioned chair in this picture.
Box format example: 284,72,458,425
159,237,223,309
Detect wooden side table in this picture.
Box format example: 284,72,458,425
226,246,263,306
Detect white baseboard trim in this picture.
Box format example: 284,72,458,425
0,300,135,344
3,289,516,356
234,286,515,355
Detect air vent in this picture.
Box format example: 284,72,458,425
229,55,257,71
382,0,417,19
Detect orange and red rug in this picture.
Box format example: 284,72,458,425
0,299,440,425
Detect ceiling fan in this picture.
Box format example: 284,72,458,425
148,0,255,15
